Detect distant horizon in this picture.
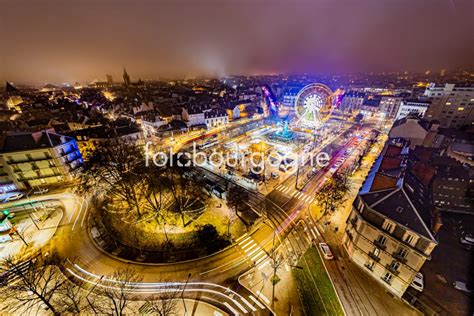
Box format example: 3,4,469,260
3,68,473,88
2,0,473,85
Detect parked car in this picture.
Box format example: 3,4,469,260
453,281,473,294
271,172,279,179
318,242,334,260
3,193,24,202
460,235,474,246
411,272,424,292
33,188,49,195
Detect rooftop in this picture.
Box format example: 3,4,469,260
1,130,73,152
361,188,435,241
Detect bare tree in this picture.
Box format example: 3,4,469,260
269,249,285,308
165,169,206,227
144,284,179,316
142,165,167,220
224,208,236,237
79,141,148,218
99,267,143,315
0,253,65,316
227,184,249,213
57,279,91,314
314,171,350,216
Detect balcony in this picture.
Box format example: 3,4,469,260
381,277,392,285
392,252,408,264
385,264,400,275
373,239,387,250
346,230,353,241
350,217,358,229
7,155,53,164
60,146,78,157
368,251,380,262
65,154,82,164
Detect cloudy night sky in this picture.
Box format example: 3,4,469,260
1,0,473,84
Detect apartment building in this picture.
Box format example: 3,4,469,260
379,96,403,119
0,131,83,190
204,108,229,128
341,91,366,112
343,140,438,297
344,191,438,297
182,106,206,127
423,83,474,128
395,100,430,120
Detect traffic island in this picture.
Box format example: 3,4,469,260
293,246,344,316
87,195,249,264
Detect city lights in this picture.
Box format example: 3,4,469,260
0,1,472,315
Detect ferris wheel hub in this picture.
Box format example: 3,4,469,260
294,83,333,129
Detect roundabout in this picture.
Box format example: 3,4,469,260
1,84,359,315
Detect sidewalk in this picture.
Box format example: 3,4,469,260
0,207,63,260
239,254,304,316
316,142,421,316
135,298,228,316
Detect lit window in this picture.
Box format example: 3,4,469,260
383,272,393,283
396,247,408,258
389,260,400,271
458,107,464,111
382,221,394,232
405,234,414,244
376,235,387,245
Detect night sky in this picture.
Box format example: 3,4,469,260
1,0,473,84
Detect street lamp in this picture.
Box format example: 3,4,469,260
86,275,104,314
182,273,192,316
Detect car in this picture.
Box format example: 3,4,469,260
33,188,49,195
460,235,474,245
271,172,279,179
410,272,424,292
3,193,24,202
318,242,334,260
453,281,473,294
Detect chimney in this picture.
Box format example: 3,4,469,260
31,131,43,144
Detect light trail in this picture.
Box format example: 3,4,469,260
67,263,261,314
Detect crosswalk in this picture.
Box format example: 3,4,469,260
236,234,270,271
273,184,315,203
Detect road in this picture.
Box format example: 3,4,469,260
1,120,402,315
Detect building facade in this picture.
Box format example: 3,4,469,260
182,107,206,127
205,108,229,128
0,131,83,190
395,100,430,120
379,96,403,119
341,91,366,112
343,192,438,297
432,162,474,214
343,140,438,297
424,83,474,128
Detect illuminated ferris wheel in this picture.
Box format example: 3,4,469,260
294,83,333,128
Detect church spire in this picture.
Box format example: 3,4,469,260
123,67,131,86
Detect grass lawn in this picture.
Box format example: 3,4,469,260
293,247,344,316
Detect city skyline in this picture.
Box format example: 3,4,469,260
0,1,473,315
1,0,473,84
